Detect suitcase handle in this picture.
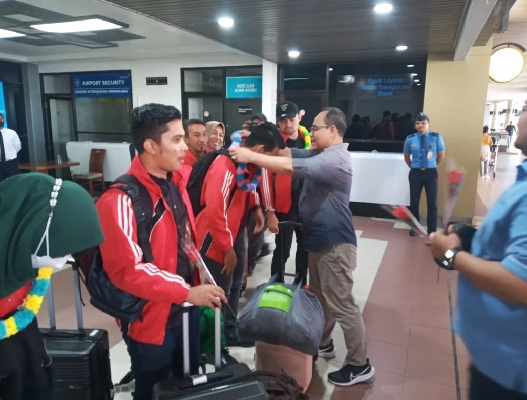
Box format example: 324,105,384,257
47,258,84,331
181,302,222,376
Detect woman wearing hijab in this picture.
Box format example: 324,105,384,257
0,173,103,400
205,121,226,151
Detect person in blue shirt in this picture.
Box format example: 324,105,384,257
429,104,527,400
403,113,445,236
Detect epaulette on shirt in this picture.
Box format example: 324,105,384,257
407,133,416,139
430,132,439,136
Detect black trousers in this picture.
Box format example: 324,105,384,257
270,211,308,285
470,365,527,400
0,318,52,400
247,211,266,270
201,228,246,341
0,158,19,183
408,168,438,234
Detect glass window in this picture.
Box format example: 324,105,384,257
327,60,426,131
184,69,223,92
43,74,71,94
226,67,262,77
75,97,132,134
280,64,327,91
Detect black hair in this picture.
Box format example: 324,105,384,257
244,122,285,151
483,125,489,134
352,114,361,123
131,103,182,153
322,107,347,137
183,119,205,137
383,110,391,118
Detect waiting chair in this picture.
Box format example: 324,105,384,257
72,148,106,197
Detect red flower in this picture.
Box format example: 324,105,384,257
392,207,408,220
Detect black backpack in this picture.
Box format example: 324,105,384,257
75,174,161,323
187,149,237,217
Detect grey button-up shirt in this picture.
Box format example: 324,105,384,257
291,143,357,252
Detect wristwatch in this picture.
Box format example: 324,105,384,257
440,247,463,270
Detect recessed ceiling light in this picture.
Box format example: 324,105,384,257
0,28,25,38
374,3,393,14
328,67,333,71
417,83,422,86
396,45,408,51
218,17,234,28
288,50,300,58
414,79,420,82
407,64,414,67
31,18,122,33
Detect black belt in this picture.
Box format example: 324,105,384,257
412,167,436,171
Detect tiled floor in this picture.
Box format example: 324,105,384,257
35,152,522,399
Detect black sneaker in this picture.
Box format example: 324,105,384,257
318,340,336,359
328,359,375,386
409,229,418,237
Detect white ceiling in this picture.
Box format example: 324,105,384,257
487,0,527,103
0,0,258,63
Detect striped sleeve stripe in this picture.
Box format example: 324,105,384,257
221,170,234,246
136,264,190,289
141,263,190,286
118,194,142,261
261,168,274,211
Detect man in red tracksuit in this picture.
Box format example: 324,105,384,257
196,122,284,362
182,118,207,167
262,101,309,286
96,104,226,400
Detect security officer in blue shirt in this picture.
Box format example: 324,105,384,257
403,113,445,236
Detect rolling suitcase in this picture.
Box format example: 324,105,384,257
40,261,113,400
255,220,315,393
153,303,268,400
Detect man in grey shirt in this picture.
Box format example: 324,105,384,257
229,107,374,387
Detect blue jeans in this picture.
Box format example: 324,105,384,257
122,307,201,400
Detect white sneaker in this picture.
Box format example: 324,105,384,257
484,175,490,179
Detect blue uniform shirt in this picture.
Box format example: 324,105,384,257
454,160,527,394
403,131,445,168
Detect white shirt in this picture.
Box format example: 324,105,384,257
0,128,22,161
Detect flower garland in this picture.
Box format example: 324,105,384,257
229,131,262,192
299,125,311,149
0,267,53,340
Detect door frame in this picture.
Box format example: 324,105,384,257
43,94,75,161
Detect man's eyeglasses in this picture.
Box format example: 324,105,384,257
310,125,331,132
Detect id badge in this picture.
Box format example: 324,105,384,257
427,151,433,160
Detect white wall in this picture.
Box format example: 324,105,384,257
37,53,263,109
484,104,492,127
262,59,278,123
